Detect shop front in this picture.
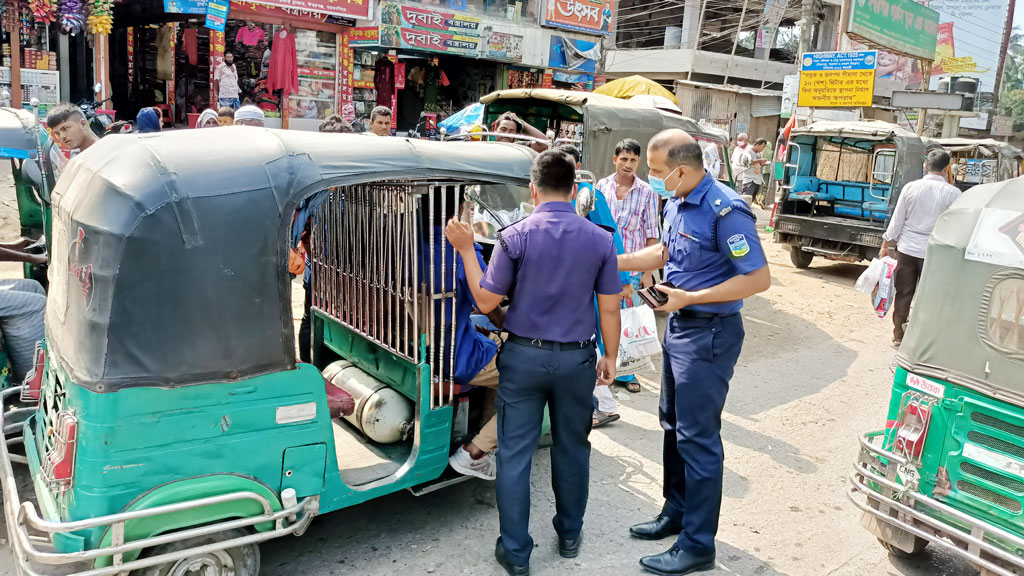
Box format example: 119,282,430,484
0,0,78,119
107,0,371,131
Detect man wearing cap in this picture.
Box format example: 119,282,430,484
445,150,622,576
234,105,265,127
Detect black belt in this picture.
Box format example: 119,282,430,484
672,309,737,320
506,334,595,350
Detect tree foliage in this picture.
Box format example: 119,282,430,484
1000,29,1024,122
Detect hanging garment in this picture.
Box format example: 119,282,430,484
236,25,266,46
156,24,173,81
182,28,198,66
266,29,298,98
374,58,395,107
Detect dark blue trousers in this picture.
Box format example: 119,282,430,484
659,313,744,557
496,339,597,566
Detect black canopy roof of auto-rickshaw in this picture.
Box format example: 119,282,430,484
46,128,536,392
899,176,1024,403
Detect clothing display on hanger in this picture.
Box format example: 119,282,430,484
182,27,198,66
374,57,394,107
236,25,266,46
156,24,172,81
266,29,298,97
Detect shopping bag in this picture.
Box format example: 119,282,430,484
871,257,898,318
855,258,885,294
617,306,660,377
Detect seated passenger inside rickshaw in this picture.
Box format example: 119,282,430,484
420,193,506,481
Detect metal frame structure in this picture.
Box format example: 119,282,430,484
308,181,467,410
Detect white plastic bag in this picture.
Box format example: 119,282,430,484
872,257,899,318
617,306,660,377
855,258,885,294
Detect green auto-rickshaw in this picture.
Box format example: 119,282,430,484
849,175,1024,575
0,128,539,575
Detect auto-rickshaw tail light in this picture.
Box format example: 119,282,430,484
19,343,44,404
42,410,78,493
895,393,933,463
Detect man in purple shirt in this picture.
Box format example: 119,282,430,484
445,150,622,576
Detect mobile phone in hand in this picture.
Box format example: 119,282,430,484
638,281,675,308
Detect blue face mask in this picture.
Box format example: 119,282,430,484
649,174,676,199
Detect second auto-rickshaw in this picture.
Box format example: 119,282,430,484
0,128,540,575
936,138,1024,192
474,88,735,187
774,120,929,267
849,175,1024,575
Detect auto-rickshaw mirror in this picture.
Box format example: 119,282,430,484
575,185,594,219
20,159,42,191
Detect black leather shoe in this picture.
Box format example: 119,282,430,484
640,546,715,575
629,515,683,540
558,534,582,558
494,537,530,576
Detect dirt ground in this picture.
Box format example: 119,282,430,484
0,171,983,576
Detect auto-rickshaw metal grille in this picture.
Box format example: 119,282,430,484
954,480,1023,513
960,462,1024,494
308,181,463,408
970,412,1024,440
966,431,1024,461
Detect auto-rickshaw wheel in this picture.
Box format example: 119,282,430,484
129,528,260,576
790,246,814,268
877,535,928,558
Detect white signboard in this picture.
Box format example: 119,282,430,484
965,208,1024,269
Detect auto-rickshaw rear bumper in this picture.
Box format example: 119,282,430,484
0,386,320,576
849,430,1024,576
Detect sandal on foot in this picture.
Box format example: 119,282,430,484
625,380,641,393
593,412,620,428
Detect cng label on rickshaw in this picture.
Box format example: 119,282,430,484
906,373,944,399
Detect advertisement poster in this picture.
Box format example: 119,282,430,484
798,51,877,107
966,209,1024,269
205,0,229,31
380,2,482,36
164,0,208,13
927,0,1009,93
549,36,598,73
379,26,479,56
483,30,523,62
846,0,939,60
543,0,614,36
349,26,379,46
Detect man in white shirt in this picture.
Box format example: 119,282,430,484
213,52,240,109
879,149,960,345
737,138,768,201
730,133,748,181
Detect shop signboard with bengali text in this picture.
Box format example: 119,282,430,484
483,30,522,63
165,0,209,13
798,51,877,108
380,25,479,56
846,0,939,60
240,0,371,20
205,0,229,31
349,26,379,46
543,0,613,36
380,2,482,37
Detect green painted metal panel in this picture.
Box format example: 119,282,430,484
283,444,327,498
319,314,419,401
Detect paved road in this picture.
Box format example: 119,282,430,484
0,191,980,575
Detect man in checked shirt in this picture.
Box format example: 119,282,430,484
596,137,660,394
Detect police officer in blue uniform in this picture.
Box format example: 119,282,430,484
619,129,770,575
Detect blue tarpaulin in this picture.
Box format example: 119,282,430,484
438,103,484,134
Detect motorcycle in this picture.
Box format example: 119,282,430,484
78,83,114,137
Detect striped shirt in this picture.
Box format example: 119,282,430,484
597,174,660,255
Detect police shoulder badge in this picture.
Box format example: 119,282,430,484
727,233,750,257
